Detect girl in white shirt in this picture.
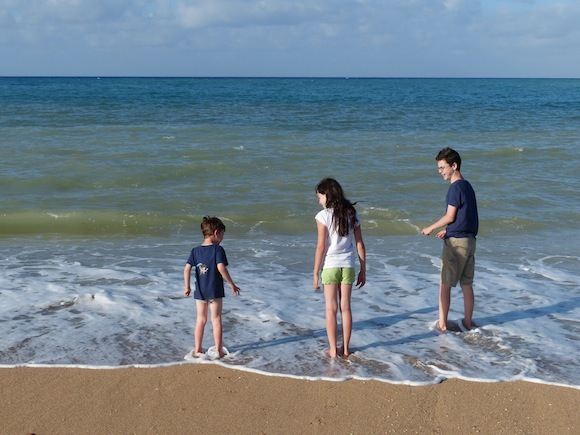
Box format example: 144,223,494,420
313,178,366,358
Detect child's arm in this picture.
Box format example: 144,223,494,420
183,263,193,296
313,221,328,290
421,204,458,238
354,225,366,288
217,263,241,295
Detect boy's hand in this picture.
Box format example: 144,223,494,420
436,230,446,239
231,285,241,296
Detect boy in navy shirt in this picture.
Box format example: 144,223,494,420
184,216,240,358
422,148,479,332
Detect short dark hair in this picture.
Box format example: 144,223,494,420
200,216,226,237
436,147,461,171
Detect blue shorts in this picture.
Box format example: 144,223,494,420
321,267,355,285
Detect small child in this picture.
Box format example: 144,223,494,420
184,216,240,358
313,178,366,358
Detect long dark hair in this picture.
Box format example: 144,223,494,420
316,178,358,237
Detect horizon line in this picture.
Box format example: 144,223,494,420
1,75,579,80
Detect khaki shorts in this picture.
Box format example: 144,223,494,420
321,267,355,285
441,237,476,287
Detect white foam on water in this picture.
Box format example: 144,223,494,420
0,234,579,389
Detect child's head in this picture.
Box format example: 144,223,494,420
316,178,358,237
315,178,345,209
200,216,226,239
436,147,462,171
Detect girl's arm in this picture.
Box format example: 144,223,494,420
354,225,366,288
183,263,193,296
217,263,241,295
313,221,328,290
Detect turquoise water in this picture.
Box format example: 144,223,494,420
2,77,579,236
1,78,579,387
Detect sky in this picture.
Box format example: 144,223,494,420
1,0,579,77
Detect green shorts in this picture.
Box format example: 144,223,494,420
321,267,355,285
441,237,476,287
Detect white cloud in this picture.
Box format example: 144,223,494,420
0,0,579,76
174,1,323,29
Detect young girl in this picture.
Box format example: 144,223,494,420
313,178,366,358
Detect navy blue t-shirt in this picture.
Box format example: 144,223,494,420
445,179,479,238
187,244,228,300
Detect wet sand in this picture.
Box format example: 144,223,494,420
1,364,578,434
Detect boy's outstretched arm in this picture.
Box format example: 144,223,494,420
183,263,193,296
217,263,241,295
421,205,457,237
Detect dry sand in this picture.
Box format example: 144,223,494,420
1,364,578,434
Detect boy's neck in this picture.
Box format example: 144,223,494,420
450,170,463,183
201,237,218,246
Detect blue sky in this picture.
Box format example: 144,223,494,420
1,0,579,77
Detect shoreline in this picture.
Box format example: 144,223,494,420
1,365,578,434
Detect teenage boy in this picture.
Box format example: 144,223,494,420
421,148,479,332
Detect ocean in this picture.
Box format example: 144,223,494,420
1,77,579,388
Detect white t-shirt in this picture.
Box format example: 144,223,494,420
315,208,359,268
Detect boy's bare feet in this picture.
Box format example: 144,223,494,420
459,319,478,332
433,320,447,333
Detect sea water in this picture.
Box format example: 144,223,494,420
1,77,579,388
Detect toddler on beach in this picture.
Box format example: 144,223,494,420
313,178,366,358
184,216,241,358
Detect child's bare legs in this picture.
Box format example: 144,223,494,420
323,284,353,358
339,284,353,357
209,298,224,356
438,283,452,331
438,283,475,330
194,300,209,353
323,284,340,357
460,283,474,329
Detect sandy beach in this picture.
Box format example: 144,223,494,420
0,365,578,434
